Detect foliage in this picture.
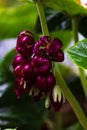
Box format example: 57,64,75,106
0,0,87,130
67,38,87,69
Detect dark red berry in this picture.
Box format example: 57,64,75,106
22,62,35,82
48,38,64,62
14,78,31,99
49,49,64,62
14,61,35,83
49,38,63,52
16,30,34,57
36,72,56,93
31,55,52,75
33,36,51,55
14,64,23,78
12,54,25,69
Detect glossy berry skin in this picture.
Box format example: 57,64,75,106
12,54,25,69
22,62,35,82
14,78,31,99
16,30,34,57
33,36,51,55
36,72,56,93
31,55,51,75
14,62,35,83
14,64,23,78
48,38,64,62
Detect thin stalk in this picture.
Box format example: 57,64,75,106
36,0,49,36
36,1,87,129
54,63,87,130
72,16,87,97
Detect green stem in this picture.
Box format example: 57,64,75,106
54,63,87,130
36,1,87,129
72,16,87,97
36,0,49,36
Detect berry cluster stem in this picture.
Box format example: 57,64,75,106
36,0,49,36
72,16,87,98
36,1,87,129
54,63,87,130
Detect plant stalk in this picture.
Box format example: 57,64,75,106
54,63,87,130
72,16,87,97
36,1,87,129
36,0,49,36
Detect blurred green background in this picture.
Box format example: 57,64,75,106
0,0,87,130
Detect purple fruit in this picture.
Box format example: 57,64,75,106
14,78,31,99
31,55,52,75
16,30,34,57
12,54,25,69
36,72,56,93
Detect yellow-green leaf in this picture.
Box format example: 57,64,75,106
43,0,87,16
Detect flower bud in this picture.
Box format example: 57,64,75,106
31,55,52,75
22,62,35,82
50,87,63,112
16,30,34,57
14,64,23,78
33,36,51,55
48,38,64,62
14,78,31,99
12,54,25,69
36,72,56,93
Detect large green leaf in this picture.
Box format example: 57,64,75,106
0,49,16,84
67,38,87,69
44,0,87,16
0,3,38,39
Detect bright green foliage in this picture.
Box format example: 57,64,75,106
44,0,87,15
67,38,87,69
0,3,38,39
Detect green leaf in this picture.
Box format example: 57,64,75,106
0,3,38,39
0,98,46,129
0,49,16,84
67,38,87,69
44,0,87,16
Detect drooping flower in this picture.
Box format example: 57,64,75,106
33,36,51,56
14,78,31,99
36,72,56,93
16,30,34,57
12,54,26,69
50,87,63,112
31,55,52,75
48,38,64,62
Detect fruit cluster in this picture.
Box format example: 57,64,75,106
12,30,64,111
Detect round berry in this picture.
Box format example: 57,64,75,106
12,54,25,69
16,30,34,57
31,55,52,75
14,78,31,99
36,72,56,93
33,36,51,55
48,38,64,62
